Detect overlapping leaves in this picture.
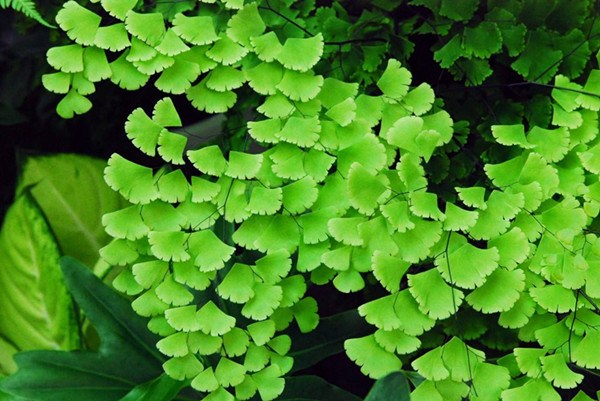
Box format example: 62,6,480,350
43,0,600,400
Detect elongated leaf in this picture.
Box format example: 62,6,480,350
278,376,361,401
119,374,185,401
0,195,78,374
288,310,371,373
364,371,410,401
17,154,127,267
0,257,164,400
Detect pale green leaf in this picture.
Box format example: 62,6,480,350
345,335,402,379
155,29,190,57
110,53,150,90
18,154,125,266
197,301,236,336
56,1,100,46
0,195,78,372
408,268,464,320
94,23,130,52
227,3,266,47
377,59,411,100
466,268,525,313
125,11,165,46
186,80,237,113
101,0,136,20
47,44,84,73
105,154,158,204
435,234,499,289
277,34,323,72
276,70,324,102
206,35,248,65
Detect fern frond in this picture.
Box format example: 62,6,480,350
0,0,55,28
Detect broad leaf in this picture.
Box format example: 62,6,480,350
0,195,78,374
277,376,361,401
364,371,411,401
119,374,185,401
288,309,371,373
17,154,126,267
0,257,164,401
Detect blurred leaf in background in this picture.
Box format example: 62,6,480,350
0,257,170,401
16,153,128,267
0,193,78,375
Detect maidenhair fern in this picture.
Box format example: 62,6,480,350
0,0,54,27
43,0,600,400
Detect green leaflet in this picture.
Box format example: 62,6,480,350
345,335,402,379
56,1,101,46
377,59,411,100
0,195,78,374
435,233,499,289
94,23,131,52
408,268,464,320
277,34,324,72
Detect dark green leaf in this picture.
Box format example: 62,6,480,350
0,257,164,401
288,310,371,373
119,374,185,401
278,376,361,401
364,372,410,401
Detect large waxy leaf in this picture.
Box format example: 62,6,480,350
288,309,371,373
119,374,185,401
0,195,78,374
277,376,361,401
1,257,164,400
17,154,126,267
364,371,411,401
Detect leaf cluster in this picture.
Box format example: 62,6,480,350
23,0,600,400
